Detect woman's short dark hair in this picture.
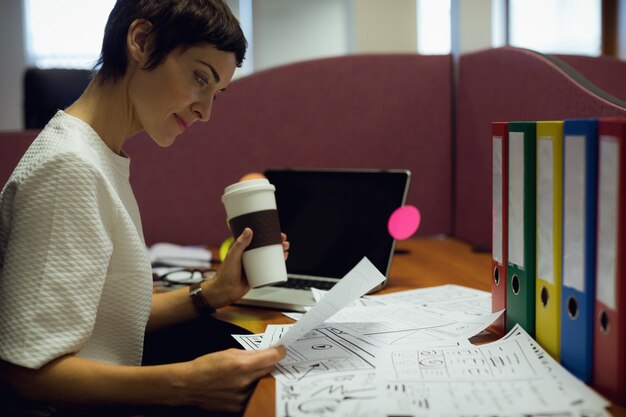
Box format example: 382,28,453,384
95,0,247,83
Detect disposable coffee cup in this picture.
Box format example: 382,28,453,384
221,179,288,288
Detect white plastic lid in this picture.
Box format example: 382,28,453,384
221,178,275,202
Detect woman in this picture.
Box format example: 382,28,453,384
0,0,286,415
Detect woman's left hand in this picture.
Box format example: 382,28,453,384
202,228,289,309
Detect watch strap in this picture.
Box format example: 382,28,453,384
189,282,216,317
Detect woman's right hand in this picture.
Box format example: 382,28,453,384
181,346,286,412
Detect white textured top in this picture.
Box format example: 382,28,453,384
0,111,153,369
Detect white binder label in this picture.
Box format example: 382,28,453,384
493,136,503,264
509,132,525,268
563,135,586,292
537,137,554,284
596,137,618,309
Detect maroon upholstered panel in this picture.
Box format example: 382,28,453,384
454,47,626,251
552,54,626,103
125,54,453,246
0,131,37,188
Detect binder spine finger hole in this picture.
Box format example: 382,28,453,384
540,286,549,308
599,310,610,333
567,296,579,319
493,267,500,286
511,275,520,295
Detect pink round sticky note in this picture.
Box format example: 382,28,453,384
388,205,421,240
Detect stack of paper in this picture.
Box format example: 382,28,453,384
147,243,212,268
233,258,609,417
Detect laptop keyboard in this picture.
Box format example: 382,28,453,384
273,277,336,290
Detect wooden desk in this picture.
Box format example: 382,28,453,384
213,237,625,417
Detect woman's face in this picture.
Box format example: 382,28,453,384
129,44,237,147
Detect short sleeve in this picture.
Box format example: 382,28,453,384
0,154,117,369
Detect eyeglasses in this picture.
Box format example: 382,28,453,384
152,268,217,287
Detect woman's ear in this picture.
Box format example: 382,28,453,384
127,19,153,66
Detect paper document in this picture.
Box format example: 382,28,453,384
259,324,293,349
377,324,608,415
273,257,385,346
369,284,492,315
328,306,503,348
233,283,608,417
231,333,263,351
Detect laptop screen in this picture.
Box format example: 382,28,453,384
265,169,411,279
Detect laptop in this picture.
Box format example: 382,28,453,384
236,168,411,312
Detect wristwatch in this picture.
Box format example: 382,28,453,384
189,282,216,317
